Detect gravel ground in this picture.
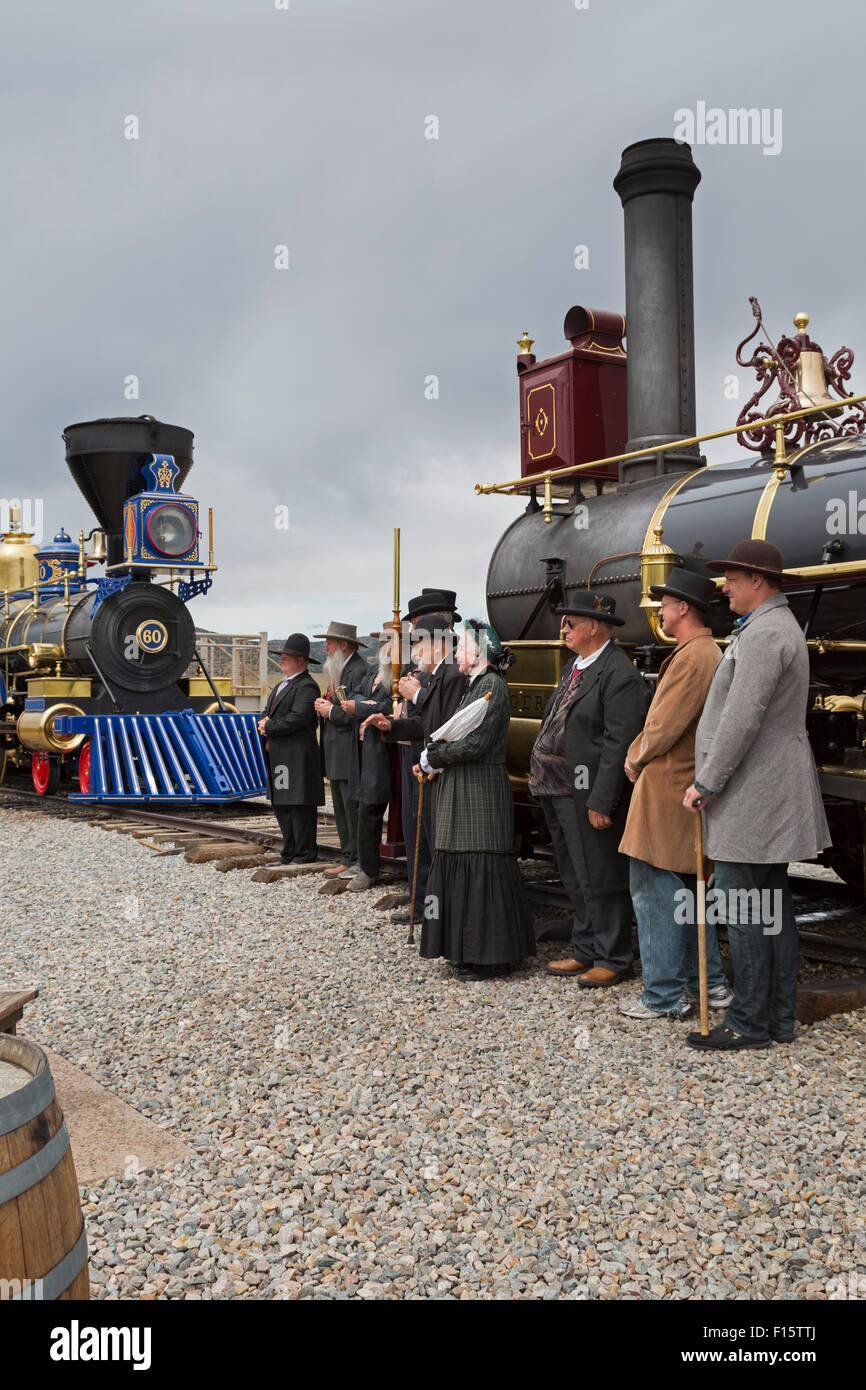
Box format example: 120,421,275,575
3,808,864,1301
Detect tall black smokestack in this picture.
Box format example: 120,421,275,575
613,138,702,485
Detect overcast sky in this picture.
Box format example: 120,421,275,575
3,0,863,638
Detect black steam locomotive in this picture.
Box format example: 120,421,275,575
480,139,866,891
0,416,266,801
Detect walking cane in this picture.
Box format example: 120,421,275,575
407,770,426,946
695,813,710,1036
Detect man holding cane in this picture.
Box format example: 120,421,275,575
619,569,731,1022
682,540,831,1051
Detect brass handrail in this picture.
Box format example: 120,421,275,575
474,392,866,497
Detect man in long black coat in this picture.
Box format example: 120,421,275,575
364,618,467,920
529,594,649,987
258,634,324,864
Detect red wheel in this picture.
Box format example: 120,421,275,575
31,752,61,796
77,740,91,794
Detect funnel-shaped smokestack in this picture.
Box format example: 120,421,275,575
613,138,701,485
64,416,194,568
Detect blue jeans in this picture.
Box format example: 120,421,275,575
629,858,728,1012
712,861,798,1041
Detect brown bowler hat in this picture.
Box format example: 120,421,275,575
704,539,786,581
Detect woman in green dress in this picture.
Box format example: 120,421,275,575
417,624,535,980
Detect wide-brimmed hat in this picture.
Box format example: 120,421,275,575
281,633,313,660
369,620,401,640
649,568,718,612
313,620,367,647
407,589,462,622
555,592,625,627
704,539,786,580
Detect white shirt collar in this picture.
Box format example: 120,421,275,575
573,639,610,671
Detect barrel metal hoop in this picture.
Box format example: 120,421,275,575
9,1223,88,1301
0,1119,70,1203
0,1066,55,1136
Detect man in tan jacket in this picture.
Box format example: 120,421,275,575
618,569,731,1021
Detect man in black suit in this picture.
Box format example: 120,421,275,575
313,621,369,874
258,634,324,863
376,590,461,922
363,617,467,921
529,594,649,988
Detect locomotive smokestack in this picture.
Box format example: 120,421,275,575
64,416,194,570
613,138,702,485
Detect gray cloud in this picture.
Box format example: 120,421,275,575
3,0,863,638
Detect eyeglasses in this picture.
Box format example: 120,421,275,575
561,618,593,631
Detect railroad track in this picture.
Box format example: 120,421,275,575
0,786,408,896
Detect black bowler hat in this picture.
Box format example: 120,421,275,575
555,592,625,627
407,588,462,622
649,568,718,612
281,633,312,660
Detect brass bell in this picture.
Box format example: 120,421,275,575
767,312,838,417
86,529,107,563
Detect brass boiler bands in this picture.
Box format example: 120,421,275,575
0,589,93,674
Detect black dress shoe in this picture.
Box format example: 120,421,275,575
686,1025,770,1051
771,1032,795,1043
390,909,412,925
458,963,513,982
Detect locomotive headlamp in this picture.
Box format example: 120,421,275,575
146,503,196,558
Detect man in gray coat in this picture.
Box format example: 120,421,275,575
314,621,369,874
683,540,831,1051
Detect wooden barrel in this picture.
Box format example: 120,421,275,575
0,1035,89,1300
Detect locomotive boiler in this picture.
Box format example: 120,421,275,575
0,416,266,801
478,139,866,890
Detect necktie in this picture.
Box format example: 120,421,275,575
269,678,288,712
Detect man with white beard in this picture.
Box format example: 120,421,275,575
313,621,369,875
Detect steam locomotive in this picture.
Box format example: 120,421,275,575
481,138,866,892
0,416,267,801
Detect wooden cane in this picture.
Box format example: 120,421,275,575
407,771,426,946
695,813,709,1036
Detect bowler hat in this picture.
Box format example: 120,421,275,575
407,589,462,622
281,633,312,660
704,539,786,580
555,592,625,627
649,568,718,612
313,619,367,647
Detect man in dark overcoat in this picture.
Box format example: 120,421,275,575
257,633,324,864
363,617,467,920
313,621,369,874
385,590,462,923
530,593,649,987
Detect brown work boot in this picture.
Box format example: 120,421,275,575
324,863,350,878
546,957,591,977
577,966,630,989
